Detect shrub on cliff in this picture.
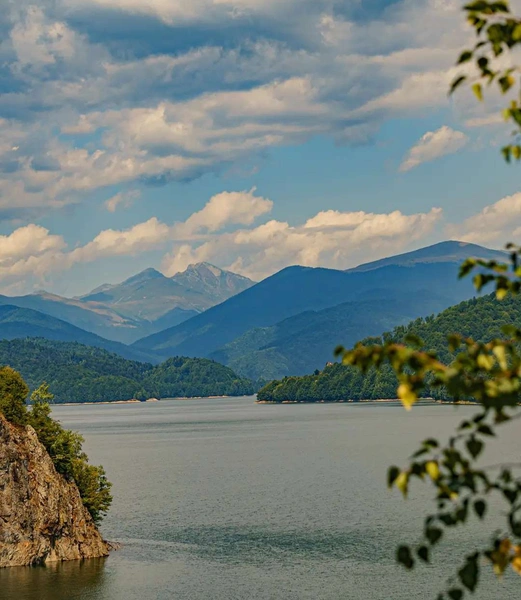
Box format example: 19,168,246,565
0,378,112,525
29,383,113,525
0,366,29,426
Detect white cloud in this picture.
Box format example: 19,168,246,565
10,7,77,68
104,190,140,212
448,193,521,245
174,188,273,238
8,185,521,292
0,224,65,265
0,0,488,212
162,207,443,280
0,188,274,288
69,218,171,263
0,225,66,285
65,0,302,24
399,126,468,172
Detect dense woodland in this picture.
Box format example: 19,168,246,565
257,293,521,402
0,339,253,403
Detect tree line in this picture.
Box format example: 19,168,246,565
0,338,254,403
257,293,521,402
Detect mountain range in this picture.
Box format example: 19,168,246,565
134,241,506,380
0,241,507,382
257,292,521,402
0,263,254,344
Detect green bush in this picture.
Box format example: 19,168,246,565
28,384,113,525
0,378,112,525
0,366,29,425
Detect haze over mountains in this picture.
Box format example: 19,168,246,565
0,305,159,363
134,241,506,379
0,241,507,383
0,263,254,344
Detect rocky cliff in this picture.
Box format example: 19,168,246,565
0,414,108,567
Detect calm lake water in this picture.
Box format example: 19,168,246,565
1,397,520,600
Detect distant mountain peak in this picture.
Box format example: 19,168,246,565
121,267,165,285
349,240,506,273
175,262,254,283
182,262,224,277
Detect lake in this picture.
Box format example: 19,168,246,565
1,397,519,599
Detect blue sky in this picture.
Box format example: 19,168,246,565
2,0,521,296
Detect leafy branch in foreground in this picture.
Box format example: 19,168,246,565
451,1,521,160
335,247,521,599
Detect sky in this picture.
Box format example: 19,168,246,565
2,0,521,297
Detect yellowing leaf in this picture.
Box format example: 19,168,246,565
425,461,440,481
472,83,483,101
497,288,508,300
398,383,417,411
395,471,409,497
493,345,508,370
477,354,495,370
512,556,521,575
500,539,512,554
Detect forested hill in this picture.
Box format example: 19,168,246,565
257,294,521,403
0,339,253,403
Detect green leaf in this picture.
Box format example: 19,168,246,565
426,527,443,545
458,554,479,592
417,546,430,563
477,424,494,436
474,499,487,519
387,466,400,488
502,145,512,162
466,437,484,459
458,50,473,64
397,545,414,569
464,1,494,10
450,75,467,94
499,74,515,93
447,589,463,600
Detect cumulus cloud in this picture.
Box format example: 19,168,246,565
399,126,468,172
6,184,521,293
162,206,443,280
0,225,66,285
0,188,273,289
0,0,487,212
174,188,273,238
70,218,171,263
448,193,521,245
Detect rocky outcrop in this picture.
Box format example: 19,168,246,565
0,414,108,567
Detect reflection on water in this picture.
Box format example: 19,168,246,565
0,558,107,600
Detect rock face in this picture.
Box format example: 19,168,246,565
0,414,108,567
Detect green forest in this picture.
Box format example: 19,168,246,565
257,293,521,402
0,338,253,403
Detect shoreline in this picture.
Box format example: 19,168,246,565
56,395,236,406
255,398,474,405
